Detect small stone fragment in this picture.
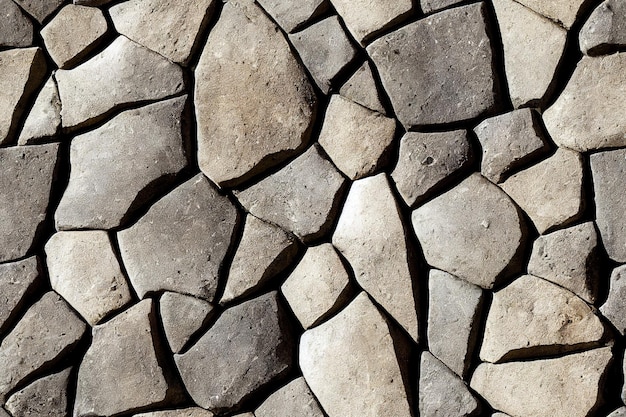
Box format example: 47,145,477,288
391,130,473,207
255,377,325,417
608,408,626,417
5,367,71,417
17,76,62,145
420,0,464,13
318,95,396,180
160,292,213,354
580,0,626,55
0,257,40,335
514,0,587,29
256,0,327,33
134,408,214,417
0,0,33,47
600,265,626,334
331,0,412,44
340,62,386,114
13,0,64,23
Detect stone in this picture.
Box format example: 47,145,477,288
55,96,189,230
134,408,214,417
160,292,214,354
318,95,396,180
289,16,359,94
492,414,511,417
73,0,115,6
56,36,184,129
514,0,587,29
580,0,626,55
17,76,62,145
44,231,133,326
480,275,606,363
0,292,86,402
367,2,497,127
119,174,238,301
331,0,412,44
471,347,613,417
420,0,464,13
543,53,626,151
333,173,419,341
391,130,473,207
235,145,346,242
500,148,584,234
473,108,549,183
608,408,626,417
13,0,64,23
195,0,317,187
419,352,481,417
300,292,412,417
600,265,626,334
528,222,601,304
110,0,216,65
281,243,353,329
5,367,71,417
41,4,108,69
175,291,296,414
428,269,484,379
0,0,33,48
0,143,59,263
412,173,525,289
339,62,386,114
221,215,298,304
256,0,327,33
623,354,626,404
0,257,40,335
0,47,47,145
255,377,325,417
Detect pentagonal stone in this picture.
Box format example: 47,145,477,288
18,76,61,145
118,174,238,301
420,0,464,13
0,0,33,48
500,148,584,234
175,291,296,414
333,173,419,341
160,292,214,354
318,95,396,180
135,409,214,417
289,16,359,94
480,275,605,363
300,292,412,417
56,36,184,129
55,96,188,230
471,347,613,417
221,215,298,304
528,222,600,304
13,0,64,23
340,62,386,114
0,143,59,263
5,367,71,417
235,145,346,243
331,0,412,44
600,265,626,334
391,130,473,207
367,2,497,127
256,0,327,33
473,108,550,183
514,0,587,28
580,0,626,55
412,173,525,289
255,377,325,417
195,0,317,187
281,243,353,329
0,257,40,335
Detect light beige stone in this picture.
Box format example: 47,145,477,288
339,62,386,114
160,292,214,354
514,0,587,28
331,0,412,44
134,408,214,417
255,377,325,417
18,76,61,145
256,0,327,33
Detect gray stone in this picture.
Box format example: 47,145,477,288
608,408,626,417
367,2,497,127
0,408,8,417
56,36,184,129
391,130,473,207
5,367,71,417
420,0,464,13
419,352,481,417
175,291,295,414
0,257,40,335
412,173,525,289
13,0,64,23
235,145,346,243
0,292,86,402
119,174,238,301
300,292,412,417
256,0,327,33
514,0,587,28
331,0,412,44
480,275,605,363
0,0,33,47
0,143,59,263
195,0,317,187
580,0,626,55
528,222,600,304
221,215,298,304
428,269,484,379
18,76,61,145
333,173,419,341
500,148,584,234
255,377,325,417
160,292,214,354
471,347,613,417
55,96,188,230
134,408,214,417
339,62,386,114
600,265,626,334
623,354,626,404
318,95,396,180
281,243,353,329
110,0,216,65
289,16,359,94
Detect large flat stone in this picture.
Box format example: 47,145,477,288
514,0,587,28
580,0,626,55
256,0,326,33
5,367,71,417
0,257,41,335
13,0,64,23
331,0,412,44
0,0,33,48
255,377,325,417
600,265,626,334
160,291,214,354
18,76,62,145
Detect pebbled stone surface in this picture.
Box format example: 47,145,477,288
0,257,41,335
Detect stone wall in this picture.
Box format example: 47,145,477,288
0,0,625,416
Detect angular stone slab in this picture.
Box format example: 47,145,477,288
0,0,33,48
333,173,419,341
55,96,188,230
331,0,412,44
514,0,587,29
5,367,71,417
13,0,64,23
56,36,184,129
0,257,40,335
600,265,626,334
256,0,327,33
135,409,215,417
300,292,412,417
471,347,613,417
412,173,525,289
367,2,497,127
119,174,238,301
175,291,295,414
580,0,626,55
255,377,325,417
18,76,62,145
196,0,317,187
160,292,213,354
420,0,464,13
339,61,386,114
0,143,59,263
391,130,473,207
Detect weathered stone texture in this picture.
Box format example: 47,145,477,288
134,409,214,417
5,367,71,417
160,291,214,354
600,265,626,334
18,76,62,145
331,0,412,44
514,0,587,28
255,377,325,417
580,0,626,55
339,62,386,114
256,0,326,33
0,0,33,48
13,0,64,23
0,257,40,335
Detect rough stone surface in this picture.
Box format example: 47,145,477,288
256,0,326,33
608,408,626,417
195,0,317,187
331,0,412,44
333,173,419,341
0,257,40,335
5,367,71,417
420,0,464,13
580,0,626,55
134,409,214,417
318,94,396,180
600,265,626,334
55,96,188,231
339,61,386,114
13,0,64,23
118,174,238,301
391,130,473,207
18,76,61,145
412,173,525,289
367,2,497,127
0,0,33,48
514,0,587,29
255,377,325,417
160,291,214,354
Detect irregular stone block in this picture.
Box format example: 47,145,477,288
0,257,40,335
18,76,61,145
5,367,71,417
255,377,325,417
331,0,412,44
600,265,626,334
134,408,214,417
256,0,327,33
0,0,33,48
13,0,64,23
339,62,386,114
580,0,626,55
160,292,214,354
420,0,464,13
514,0,587,29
